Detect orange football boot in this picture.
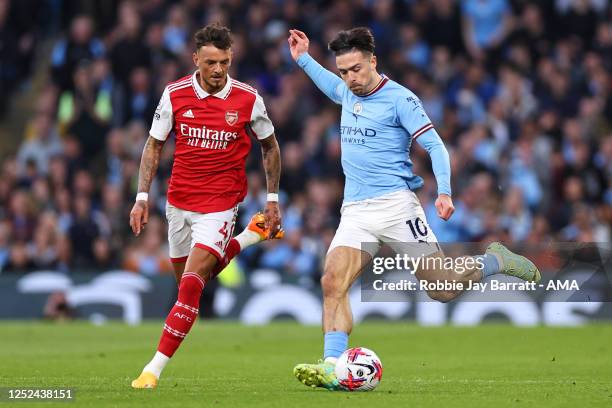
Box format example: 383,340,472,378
247,211,284,240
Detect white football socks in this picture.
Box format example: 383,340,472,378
234,228,261,249
143,351,170,378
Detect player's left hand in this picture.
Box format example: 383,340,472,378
435,194,454,221
264,201,282,239
129,200,149,236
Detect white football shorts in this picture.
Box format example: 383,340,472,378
166,201,239,263
328,189,439,257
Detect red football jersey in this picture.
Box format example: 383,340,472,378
150,71,274,213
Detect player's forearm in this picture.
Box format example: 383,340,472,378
296,53,343,102
137,136,165,193
429,145,451,197
260,134,281,193
416,130,452,196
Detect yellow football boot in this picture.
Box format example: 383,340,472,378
131,371,158,389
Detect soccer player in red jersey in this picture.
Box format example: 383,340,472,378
129,24,282,389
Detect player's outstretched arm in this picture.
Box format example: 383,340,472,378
288,29,344,104
258,134,282,238
129,136,165,236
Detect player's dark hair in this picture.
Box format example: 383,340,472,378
194,23,233,50
328,27,375,56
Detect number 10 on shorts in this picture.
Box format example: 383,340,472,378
406,217,428,242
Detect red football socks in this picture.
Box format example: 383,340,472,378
157,272,205,357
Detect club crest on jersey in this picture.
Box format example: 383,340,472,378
353,102,363,115
225,110,239,126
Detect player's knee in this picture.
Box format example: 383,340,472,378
320,273,337,296
320,271,345,298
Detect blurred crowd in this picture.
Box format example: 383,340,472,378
0,0,610,281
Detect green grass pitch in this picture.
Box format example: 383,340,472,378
0,321,611,407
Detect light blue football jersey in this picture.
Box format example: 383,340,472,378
297,53,450,203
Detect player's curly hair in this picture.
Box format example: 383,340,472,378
194,23,233,50
328,27,375,56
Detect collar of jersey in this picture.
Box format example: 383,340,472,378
360,74,388,98
191,71,232,100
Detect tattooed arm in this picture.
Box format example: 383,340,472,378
258,134,282,238
129,136,165,236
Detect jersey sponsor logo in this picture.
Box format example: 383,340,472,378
341,137,365,144
179,123,239,150
340,126,377,137
225,110,238,125
182,109,195,118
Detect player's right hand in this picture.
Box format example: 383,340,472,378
435,194,455,221
288,29,309,61
129,200,149,236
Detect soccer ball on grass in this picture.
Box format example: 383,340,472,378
334,347,383,391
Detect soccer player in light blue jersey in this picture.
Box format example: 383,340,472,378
288,27,541,390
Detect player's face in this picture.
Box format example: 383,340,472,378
336,50,377,96
193,45,232,92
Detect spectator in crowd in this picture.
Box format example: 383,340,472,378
0,0,39,115
461,0,513,62
118,67,157,125
68,194,100,269
17,114,64,175
51,15,105,91
108,1,151,92
58,61,111,160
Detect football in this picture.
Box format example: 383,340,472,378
335,347,383,391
